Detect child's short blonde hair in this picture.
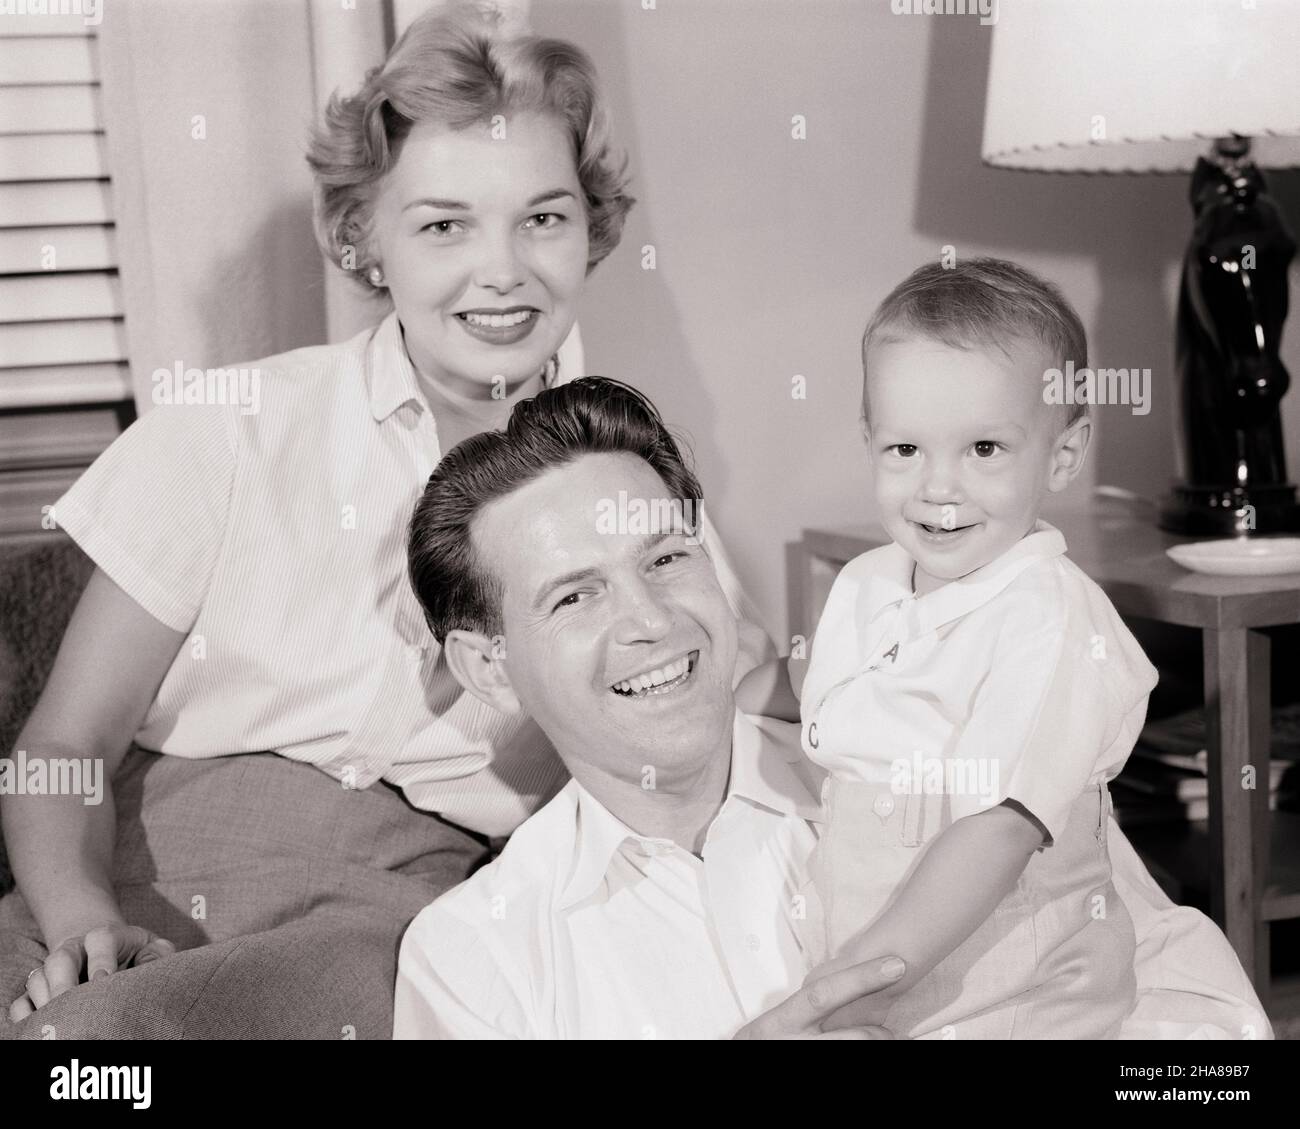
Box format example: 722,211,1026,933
861,257,1089,426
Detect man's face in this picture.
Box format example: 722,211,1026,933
471,452,739,787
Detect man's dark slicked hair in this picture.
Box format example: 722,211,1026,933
408,376,703,644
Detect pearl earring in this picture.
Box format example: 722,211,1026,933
367,266,385,287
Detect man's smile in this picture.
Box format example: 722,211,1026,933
609,650,699,698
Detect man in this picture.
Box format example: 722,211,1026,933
395,376,1270,1040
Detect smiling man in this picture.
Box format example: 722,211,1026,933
396,377,895,1039
394,377,1270,1040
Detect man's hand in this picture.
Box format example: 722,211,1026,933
732,955,905,1039
799,948,902,1030
8,923,176,1023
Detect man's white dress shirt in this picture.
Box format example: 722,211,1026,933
394,714,1271,1039
396,713,823,1039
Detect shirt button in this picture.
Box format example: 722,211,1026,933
409,644,427,662
872,793,895,818
744,934,762,952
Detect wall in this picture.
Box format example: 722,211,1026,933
100,0,335,401
98,0,1300,640
533,0,1300,640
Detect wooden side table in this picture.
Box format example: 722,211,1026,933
795,502,1300,1003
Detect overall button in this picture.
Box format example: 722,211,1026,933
872,793,895,819
744,933,762,953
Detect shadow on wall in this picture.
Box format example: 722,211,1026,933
913,16,1300,503
532,0,726,512
197,197,327,371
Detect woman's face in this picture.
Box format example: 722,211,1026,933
370,110,591,399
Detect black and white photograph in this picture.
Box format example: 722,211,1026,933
0,0,1297,1104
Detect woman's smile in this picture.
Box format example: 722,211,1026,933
454,306,541,345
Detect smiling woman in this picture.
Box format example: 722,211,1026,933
365,111,589,407
0,6,772,1041
307,15,631,410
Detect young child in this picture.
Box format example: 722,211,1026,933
738,258,1158,1039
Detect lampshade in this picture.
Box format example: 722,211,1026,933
981,0,1300,173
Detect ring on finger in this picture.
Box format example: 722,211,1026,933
26,966,43,984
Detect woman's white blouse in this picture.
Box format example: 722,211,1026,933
53,313,773,837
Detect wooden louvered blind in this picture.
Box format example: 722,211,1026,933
0,11,132,538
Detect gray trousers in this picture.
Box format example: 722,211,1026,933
0,746,489,1039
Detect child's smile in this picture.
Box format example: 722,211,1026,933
911,519,980,545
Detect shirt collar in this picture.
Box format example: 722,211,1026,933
871,519,1066,639
365,311,564,423
557,711,823,911
366,311,422,422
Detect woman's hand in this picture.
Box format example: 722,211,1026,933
734,657,802,722
3,567,187,1028
9,922,177,1022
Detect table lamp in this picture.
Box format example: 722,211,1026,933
981,0,1300,536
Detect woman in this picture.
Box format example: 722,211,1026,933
0,9,769,1039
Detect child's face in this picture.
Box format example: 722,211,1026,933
864,333,1082,595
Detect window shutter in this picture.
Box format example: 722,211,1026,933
0,11,132,539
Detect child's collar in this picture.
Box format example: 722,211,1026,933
886,520,1067,638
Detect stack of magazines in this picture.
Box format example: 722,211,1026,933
1113,704,1300,827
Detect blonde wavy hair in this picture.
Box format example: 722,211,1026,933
306,7,634,292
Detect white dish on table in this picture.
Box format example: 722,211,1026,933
1166,537,1300,577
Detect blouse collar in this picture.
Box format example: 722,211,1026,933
366,311,561,422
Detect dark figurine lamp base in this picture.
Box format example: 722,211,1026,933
1159,137,1298,538
1160,483,1300,537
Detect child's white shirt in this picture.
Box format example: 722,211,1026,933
799,520,1158,844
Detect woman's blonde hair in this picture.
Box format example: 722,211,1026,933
306,7,634,292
